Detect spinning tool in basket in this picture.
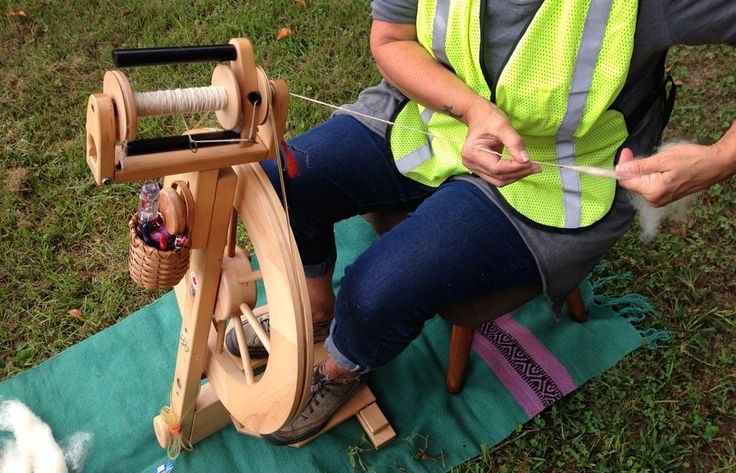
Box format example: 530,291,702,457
84,38,395,455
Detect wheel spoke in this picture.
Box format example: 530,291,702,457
214,320,226,354
237,269,262,284
232,316,256,385
253,304,268,317
240,303,271,354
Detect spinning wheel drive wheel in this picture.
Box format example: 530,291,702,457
205,162,313,435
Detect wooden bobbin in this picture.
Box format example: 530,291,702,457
102,64,242,142
228,38,261,139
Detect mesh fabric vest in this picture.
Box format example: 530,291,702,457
389,0,637,229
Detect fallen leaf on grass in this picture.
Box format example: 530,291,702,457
674,79,685,86
295,0,307,6
122,7,138,17
7,168,29,193
276,28,293,41
68,308,85,322
5,10,27,17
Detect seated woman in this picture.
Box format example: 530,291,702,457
227,0,736,445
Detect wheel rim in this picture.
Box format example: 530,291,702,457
205,162,312,435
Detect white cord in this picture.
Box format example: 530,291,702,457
288,92,619,180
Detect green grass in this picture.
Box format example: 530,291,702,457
1,1,734,471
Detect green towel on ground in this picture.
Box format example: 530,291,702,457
0,217,643,472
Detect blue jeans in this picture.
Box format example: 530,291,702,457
262,115,540,373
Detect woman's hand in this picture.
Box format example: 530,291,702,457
461,99,540,187
616,121,736,207
616,140,735,207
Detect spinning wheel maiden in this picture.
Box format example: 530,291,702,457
84,39,395,453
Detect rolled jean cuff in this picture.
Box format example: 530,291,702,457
303,247,337,278
323,321,371,375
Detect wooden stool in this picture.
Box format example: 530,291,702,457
443,287,587,394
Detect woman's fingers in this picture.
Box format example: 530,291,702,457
463,143,540,186
462,99,537,186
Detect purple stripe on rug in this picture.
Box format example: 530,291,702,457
472,330,544,417
494,314,577,396
474,314,576,417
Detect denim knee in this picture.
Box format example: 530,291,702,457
325,258,431,373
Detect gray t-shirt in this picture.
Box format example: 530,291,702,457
338,0,736,312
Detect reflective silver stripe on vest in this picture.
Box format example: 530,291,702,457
421,106,434,125
556,0,613,228
555,0,614,228
432,0,451,68
396,0,448,176
396,142,433,174
397,107,434,176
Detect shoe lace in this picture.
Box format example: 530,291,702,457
301,374,334,418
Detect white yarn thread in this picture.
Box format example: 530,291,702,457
289,93,620,180
135,86,228,117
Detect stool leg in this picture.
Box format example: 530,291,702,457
446,325,475,394
566,286,587,323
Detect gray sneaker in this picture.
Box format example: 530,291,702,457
261,362,366,446
225,311,271,359
226,314,333,359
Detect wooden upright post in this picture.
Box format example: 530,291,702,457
164,167,237,442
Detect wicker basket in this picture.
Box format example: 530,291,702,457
128,181,193,290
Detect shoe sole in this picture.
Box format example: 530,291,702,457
261,377,368,446
260,418,331,446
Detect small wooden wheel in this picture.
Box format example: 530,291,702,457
205,162,313,435
211,64,241,130
103,70,137,142
159,187,187,235
254,66,272,126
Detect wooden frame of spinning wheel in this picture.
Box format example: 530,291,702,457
154,158,395,450
84,38,395,452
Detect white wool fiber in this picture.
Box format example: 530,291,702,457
61,432,93,473
631,192,698,243
629,141,699,243
0,400,67,473
1,439,32,473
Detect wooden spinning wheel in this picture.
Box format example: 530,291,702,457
205,162,313,435
85,38,394,455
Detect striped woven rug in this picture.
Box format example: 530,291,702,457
0,217,649,472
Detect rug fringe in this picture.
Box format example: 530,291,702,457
591,267,672,349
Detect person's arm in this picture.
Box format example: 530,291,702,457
370,20,540,187
615,121,736,207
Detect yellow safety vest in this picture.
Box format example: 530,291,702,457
389,0,637,229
